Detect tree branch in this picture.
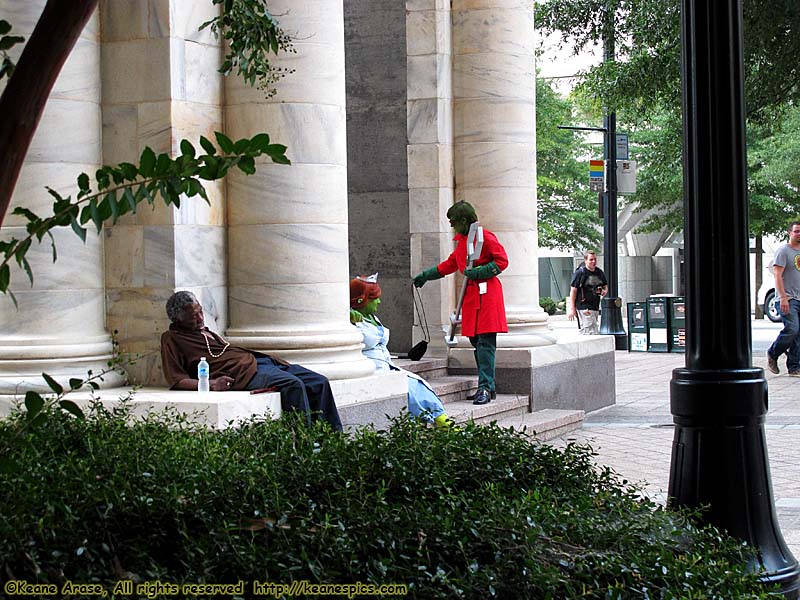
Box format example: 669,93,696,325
0,0,99,229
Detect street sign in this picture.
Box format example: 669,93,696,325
617,160,637,194
589,159,604,192
616,134,629,160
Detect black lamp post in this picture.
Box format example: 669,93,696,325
669,0,800,595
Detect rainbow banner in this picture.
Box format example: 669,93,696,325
589,160,605,177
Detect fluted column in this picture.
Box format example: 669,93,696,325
451,0,553,348
224,0,374,380
0,1,124,397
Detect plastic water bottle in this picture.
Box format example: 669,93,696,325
198,357,210,393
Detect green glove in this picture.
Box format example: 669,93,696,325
413,266,443,288
464,261,501,280
349,309,363,324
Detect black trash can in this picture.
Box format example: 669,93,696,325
667,296,686,353
627,302,648,352
647,296,669,352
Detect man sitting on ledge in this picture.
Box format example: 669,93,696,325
160,291,342,432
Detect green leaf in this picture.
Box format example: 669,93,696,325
237,156,256,175
233,138,251,154
59,400,85,420
0,264,9,293
199,135,217,155
185,179,204,197
42,373,63,394
69,378,84,390
180,139,196,159
47,232,57,263
0,20,11,36
199,155,220,180
107,191,120,223
155,153,172,176
45,186,65,202
139,147,157,177
215,132,235,154
24,391,44,416
0,35,24,51
119,162,138,180
19,256,32,287
270,154,291,166
14,239,30,268
70,215,87,243
265,143,289,161
129,187,141,212
29,412,48,428
96,168,110,190
250,133,271,151
11,206,39,222
77,172,90,193
0,457,20,474
90,198,102,232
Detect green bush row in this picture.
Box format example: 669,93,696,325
0,404,770,599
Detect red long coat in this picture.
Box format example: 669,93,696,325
437,229,509,337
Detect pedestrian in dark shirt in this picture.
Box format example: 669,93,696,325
567,251,608,335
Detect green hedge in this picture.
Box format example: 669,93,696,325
0,405,770,599
539,296,558,315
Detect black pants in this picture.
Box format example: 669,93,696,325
247,357,342,432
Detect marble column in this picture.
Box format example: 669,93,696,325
224,0,374,380
100,0,228,386
451,0,553,348
0,1,125,397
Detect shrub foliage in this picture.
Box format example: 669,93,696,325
0,406,770,599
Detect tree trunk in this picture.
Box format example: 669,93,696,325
754,234,763,319
0,0,99,228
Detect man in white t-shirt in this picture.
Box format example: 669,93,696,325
766,221,800,377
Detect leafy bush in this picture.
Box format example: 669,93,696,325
540,296,558,315
0,405,770,599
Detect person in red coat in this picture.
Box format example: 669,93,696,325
413,201,508,405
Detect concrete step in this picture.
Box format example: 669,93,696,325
425,375,477,403
447,393,529,425
393,357,449,380
492,409,585,441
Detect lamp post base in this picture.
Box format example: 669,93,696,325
670,367,800,597
599,297,627,350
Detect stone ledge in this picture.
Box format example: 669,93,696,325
0,371,409,429
1,387,282,429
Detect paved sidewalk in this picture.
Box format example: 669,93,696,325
546,321,800,558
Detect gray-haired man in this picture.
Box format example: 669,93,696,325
160,291,342,430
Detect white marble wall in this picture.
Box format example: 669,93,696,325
224,0,373,380
101,0,227,385
0,1,125,394
406,0,457,356
451,0,553,348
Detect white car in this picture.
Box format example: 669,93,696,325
756,262,782,323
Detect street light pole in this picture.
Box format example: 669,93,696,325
670,0,799,595
598,4,627,350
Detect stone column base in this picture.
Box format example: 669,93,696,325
225,329,376,381
0,337,127,396
448,336,616,413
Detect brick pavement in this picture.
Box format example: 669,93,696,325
547,349,800,558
